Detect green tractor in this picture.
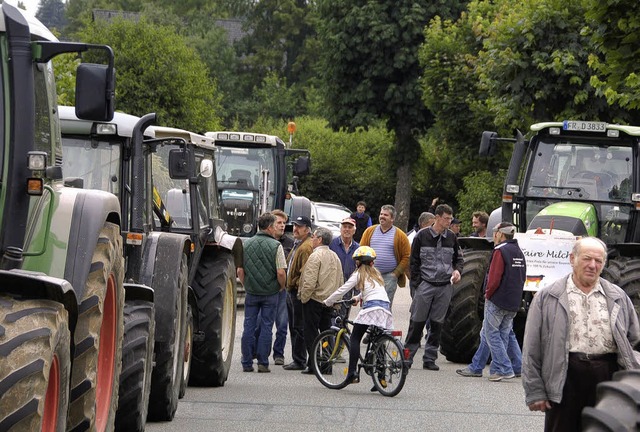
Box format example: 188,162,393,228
441,120,640,363
60,109,239,428
0,4,125,431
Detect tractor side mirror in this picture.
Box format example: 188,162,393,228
479,131,498,156
75,63,115,121
169,148,193,179
293,156,310,176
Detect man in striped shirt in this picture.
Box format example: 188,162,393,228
359,204,411,307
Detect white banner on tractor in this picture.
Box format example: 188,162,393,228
515,233,577,292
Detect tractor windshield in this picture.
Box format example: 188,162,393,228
523,139,635,244
525,140,633,203
61,137,121,195
214,145,276,211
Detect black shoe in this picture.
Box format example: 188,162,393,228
243,366,254,372
283,362,305,370
423,362,439,371
301,367,314,374
346,372,359,384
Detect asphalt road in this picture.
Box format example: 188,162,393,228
147,285,544,432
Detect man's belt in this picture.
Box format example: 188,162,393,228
426,280,450,287
569,352,617,362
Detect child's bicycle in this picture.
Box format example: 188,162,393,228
310,299,410,397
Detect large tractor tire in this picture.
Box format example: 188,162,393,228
147,253,188,421
68,222,125,432
115,300,155,432
602,256,640,318
582,369,640,431
440,250,491,364
179,304,193,399
0,297,71,432
189,250,237,387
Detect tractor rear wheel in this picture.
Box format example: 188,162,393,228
0,297,71,432
179,304,193,399
115,299,155,431
440,250,491,363
603,256,640,317
582,370,640,431
147,253,188,421
190,250,237,387
67,222,125,432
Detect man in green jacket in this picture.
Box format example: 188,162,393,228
240,213,287,373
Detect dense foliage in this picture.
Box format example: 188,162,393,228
39,0,640,227
74,18,222,131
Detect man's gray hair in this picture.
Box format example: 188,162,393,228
381,204,396,219
572,237,607,260
418,212,435,228
314,227,333,246
258,212,276,230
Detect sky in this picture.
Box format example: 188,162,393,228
4,0,42,17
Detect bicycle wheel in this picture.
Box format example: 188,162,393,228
371,334,407,397
311,329,351,389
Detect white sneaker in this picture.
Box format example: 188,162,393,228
488,372,515,382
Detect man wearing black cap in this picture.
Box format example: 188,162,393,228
283,216,314,370
450,218,461,236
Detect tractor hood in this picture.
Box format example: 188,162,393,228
527,201,598,237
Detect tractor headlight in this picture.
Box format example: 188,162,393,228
28,151,47,171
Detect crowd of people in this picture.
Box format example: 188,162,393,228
238,199,640,432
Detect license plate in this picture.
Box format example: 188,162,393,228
562,120,607,132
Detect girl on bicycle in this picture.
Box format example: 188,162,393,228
324,246,393,384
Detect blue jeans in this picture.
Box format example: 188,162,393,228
241,292,279,368
272,290,288,358
382,272,398,306
254,289,288,359
507,328,522,374
468,326,521,375
484,300,517,376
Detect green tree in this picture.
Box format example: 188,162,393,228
246,116,396,217
455,170,503,235
36,0,67,31
419,9,499,203
474,0,628,130
53,53,81,106
316,0,442,230
239,0,315,88
73,18,221,131
587,0,640,121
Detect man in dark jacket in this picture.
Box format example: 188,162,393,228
350,200,372,243
405,204,463,371
457,222,526,381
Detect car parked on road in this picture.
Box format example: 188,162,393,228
311,202,351,238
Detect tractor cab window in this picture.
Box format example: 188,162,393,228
214,145,276,211
151,142,192,229
526,140,633,203
34,62,62,166
61,137,121,195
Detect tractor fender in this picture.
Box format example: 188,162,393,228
137,232,190,287
123,282,154,303
144,231,190,343
63,188,121,303
0,269,78,336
